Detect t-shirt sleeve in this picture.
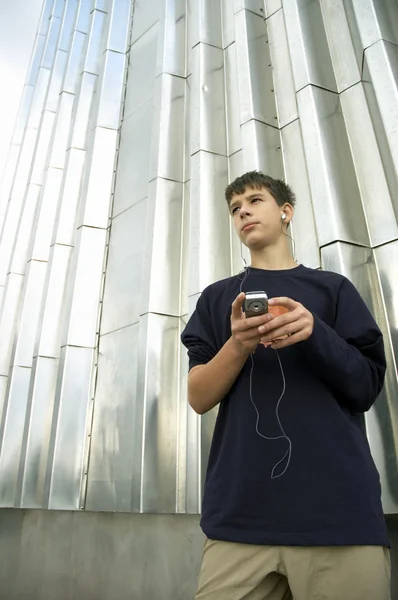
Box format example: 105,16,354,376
301,277,386,413
181,289,219,371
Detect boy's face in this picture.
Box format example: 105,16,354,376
229,186,287,250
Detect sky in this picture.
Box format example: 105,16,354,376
0,0,43,184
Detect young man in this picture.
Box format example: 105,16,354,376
181,172,391,600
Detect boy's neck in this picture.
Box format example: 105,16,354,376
249,243,297,271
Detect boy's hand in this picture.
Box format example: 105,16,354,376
230,293,275,356
258,297,314,349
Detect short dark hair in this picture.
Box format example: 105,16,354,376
225,171,296,208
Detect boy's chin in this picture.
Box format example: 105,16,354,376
245,240,267,251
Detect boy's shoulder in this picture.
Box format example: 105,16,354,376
200,274,239,303
303,267,359,297
300,265,346,284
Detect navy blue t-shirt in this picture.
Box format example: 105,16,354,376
181,265,389,547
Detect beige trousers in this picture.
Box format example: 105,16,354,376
195,538,391,600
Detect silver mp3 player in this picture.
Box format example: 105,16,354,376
244,291,268,318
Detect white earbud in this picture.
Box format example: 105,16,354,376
281,213,286,220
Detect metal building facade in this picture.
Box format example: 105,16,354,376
0,0,397,523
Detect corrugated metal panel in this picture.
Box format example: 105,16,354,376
0,0,133,509
0,0,396,514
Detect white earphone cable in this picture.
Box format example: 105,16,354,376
249,350,292,479
237,263,292,479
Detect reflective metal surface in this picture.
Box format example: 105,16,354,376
45,50,69,113
0,0,396,521
31,167,64,261
364,40,398,193
141,179,183,316
149,75,186,183
44,345,94,509
158,0,186,77
0,128,38,287
284,0,337,92
225,43,241,156
106,0,133,54
53,148,87,245
101,200,147,335
35,244,73,359
30,111,56,186
61,226,107,349
267,7,297,128
340,82,398,246
95,51,126,131
241,118,283,176
18,356,59,507
77,127,118,229
280,119,319,269
124,23,159,120
235,9,275,127
190,0,222,49
63,31,87,94
11,260,47,368
11,184,42,274
189,151,230,296
112,103,153,216
191,43,227,156
297,85,369,247
0,367,31,505
348,0,398,48
138,313,181,513
131,0,162,45
264,0,282,18
85,323,139,512
319,0,361,93
83,10,107,76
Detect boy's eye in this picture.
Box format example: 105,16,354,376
232,207,240,215
251,198,260,203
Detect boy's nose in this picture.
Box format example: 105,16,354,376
240,207,251,218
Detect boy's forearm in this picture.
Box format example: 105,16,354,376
188,337,250,414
